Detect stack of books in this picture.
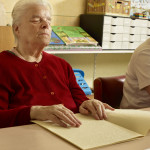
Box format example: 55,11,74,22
47,26,100,52
133,13,144,19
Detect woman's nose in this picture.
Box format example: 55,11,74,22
41,20,50,29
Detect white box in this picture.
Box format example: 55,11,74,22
102,41,110,49
123,34,129,41
103,25,111,33
123,26,130,34
148,20,150,28
103,32,110,41
134,27,141,35
129,42,135,49
146,35,150,41
111,26,124,33
135,19,142,27
104,16,112,25
111,17,124,26
110,33,123,41
110,41,122,49
147,36,150,40
147,29,150,35
130,27,141,34
129,35,135,41
140,35,147,41
122,42,129,49
124,18,131,26
134,35,141,41
130,27,136,34
129,35,140,42
130,19,136,26
134,42,141,48
140,28,147,34
139,20,147,27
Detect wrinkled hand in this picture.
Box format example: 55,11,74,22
79,99,114,120
30,104,81,127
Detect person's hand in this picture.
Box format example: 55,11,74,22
79,99,114,120
30,104,81,127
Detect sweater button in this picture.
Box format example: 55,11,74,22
43,75,47,79
50,92,55,95
35,64,38,67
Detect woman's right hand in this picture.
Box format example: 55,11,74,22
30,104,81,127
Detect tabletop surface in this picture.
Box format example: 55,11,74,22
0,108,150,150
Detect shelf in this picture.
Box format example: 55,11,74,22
44,50,134,54
44,45,134,54
44,50,102,54
101,50,134,54
44,45,102,54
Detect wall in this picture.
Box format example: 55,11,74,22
56,53,132,88
0,0,132,88
0,0,86,26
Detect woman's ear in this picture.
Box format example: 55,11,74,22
13,24,19,36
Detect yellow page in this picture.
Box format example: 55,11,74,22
106,109,150,135
32,113,142,150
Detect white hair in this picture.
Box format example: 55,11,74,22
12,0,52,43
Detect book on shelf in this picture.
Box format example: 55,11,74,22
49,30,65,45
52,26,98,46
32,109,150,150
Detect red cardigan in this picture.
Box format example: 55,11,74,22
0,51,88,128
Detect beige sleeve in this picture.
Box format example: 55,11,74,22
134,49,150,89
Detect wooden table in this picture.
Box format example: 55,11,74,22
0,108,150,150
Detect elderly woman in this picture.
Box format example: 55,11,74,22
0,0,114,128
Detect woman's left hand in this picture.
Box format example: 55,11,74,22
79,99,114,120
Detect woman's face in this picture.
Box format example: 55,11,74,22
16,4,52,47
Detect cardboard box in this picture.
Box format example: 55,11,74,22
87,0,131,17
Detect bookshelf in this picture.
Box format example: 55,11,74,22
44,45,102,54
99,50,134,54
0,26,134,54
44,50,134,54
44,45,134,54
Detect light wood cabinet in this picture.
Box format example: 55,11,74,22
0,26,15,52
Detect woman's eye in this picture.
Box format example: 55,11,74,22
31,19,40,23
47,20,51,25
30,18,51,25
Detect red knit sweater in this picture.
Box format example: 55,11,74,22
0,51,88,128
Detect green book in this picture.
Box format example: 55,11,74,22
49,30,65,45
52,26,98,46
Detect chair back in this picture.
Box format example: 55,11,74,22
94,75,125,108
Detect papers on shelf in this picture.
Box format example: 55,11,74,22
44,45,102,51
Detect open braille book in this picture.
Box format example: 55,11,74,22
32,109,150,150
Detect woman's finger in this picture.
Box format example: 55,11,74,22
54,110,79,127
99,102,107,119
103,103,115,110
49,114,68,127
92,101,103,119
79,105,90,115
61,109,81,127
85,101,100,120
62,106,82,125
